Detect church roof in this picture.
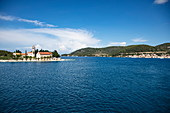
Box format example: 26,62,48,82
38,52,52,55
21,53,26,55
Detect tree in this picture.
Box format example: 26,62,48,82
52,50,60,58
34,49,39,58
43,57,46,60
49,56,52,60
14,50,22,53
0,50,13,60
33,56,36,60
41,57,43,61
25,50,28,61
14,55,21,60
29,56,32,61
39,49,49,52
47,56,50,60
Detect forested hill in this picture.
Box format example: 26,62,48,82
0,50,13,60
63,43,170,57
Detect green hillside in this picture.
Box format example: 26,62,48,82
70,46,124,56
0,50,13,60
155,43,170,51
63,43,170,57
119,45,155,53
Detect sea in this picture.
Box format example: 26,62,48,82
0,57,170,113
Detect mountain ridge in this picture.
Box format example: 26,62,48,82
62,43,170,57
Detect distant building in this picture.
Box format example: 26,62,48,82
13,53,22,56
27,52,35,57
21,53,26,56
13,53,26,56
27,45,36,57
36,52,52,58
13,45,53,58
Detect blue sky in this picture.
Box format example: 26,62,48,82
0,0,169,53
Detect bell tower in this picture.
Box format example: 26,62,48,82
32,45,35,55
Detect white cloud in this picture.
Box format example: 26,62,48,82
154,0,168,4
108,42,126,46
0,15,16,21
0,28,100,54
132,38,147,42
0,14,57,27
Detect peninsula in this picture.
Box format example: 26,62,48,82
62,43,170,59
0,45,65,62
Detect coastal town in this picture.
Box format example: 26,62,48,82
0,45,65,62
67,52,170,59
64,43,170,59
1,43,170,62
117,52,170,59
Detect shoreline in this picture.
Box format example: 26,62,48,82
1,56,169,62
0,58,73,62
63,56,170,59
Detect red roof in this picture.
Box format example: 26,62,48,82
21,53,26,55
38,52,52,55
13,53,26,55
13,53,21,55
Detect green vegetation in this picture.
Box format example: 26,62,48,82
34,49,39,57
0,49,61,60
68,46,124,56
14,50,22,53
63,43,170,57
52,50,60,58
0,50,13,60
39,49,49,52
155,43,170,51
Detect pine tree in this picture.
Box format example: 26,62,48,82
52,50,60,58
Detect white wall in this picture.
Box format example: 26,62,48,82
27,52,34,57
36,53,52,58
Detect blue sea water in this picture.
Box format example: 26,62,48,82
0,57,170,113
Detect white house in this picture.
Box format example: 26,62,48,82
13,53,26,57
27,52,35,57
13,45,54,59
13,53,22,56
36,52,52,58
27,45,35,57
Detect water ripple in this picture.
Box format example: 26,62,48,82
0,57,170,112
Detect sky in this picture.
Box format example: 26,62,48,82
0,0,170,54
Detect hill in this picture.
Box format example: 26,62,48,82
63,43,170,57
155,43,170,51
0,50,13,60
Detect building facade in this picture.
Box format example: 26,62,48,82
36,52,52,58
13,45,53,59
27,52,34,57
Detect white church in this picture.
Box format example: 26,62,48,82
13,45,53,58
